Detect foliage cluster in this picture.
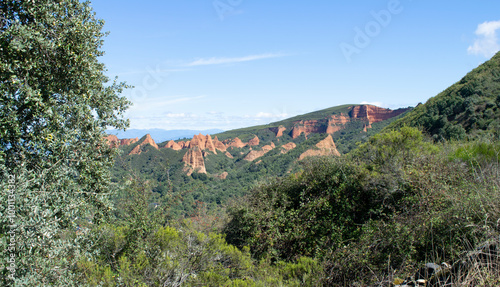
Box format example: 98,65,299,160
0,0,129,285
224,127,500,285
2,0,500,285
75,176,324,286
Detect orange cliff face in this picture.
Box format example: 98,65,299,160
213,136,227,152
288,105,410,139
165,140,183,151
273,126,287,137
182,147,206,175
189,134,218,154
349,105,408,126
105,135,139,147
223,137,247,148
299,135,340,160
180,134,260,174
244,144,274,161
290,120,327,138
129,134,159,155
247,136,260,146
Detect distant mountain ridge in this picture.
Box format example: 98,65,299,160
108,104,411,176
105,128,224,143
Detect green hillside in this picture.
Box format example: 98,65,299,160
5,1,500,285
390,51,500,140
214,104,411,153
93,55,500,285
111,104,408,217
215,104,355,141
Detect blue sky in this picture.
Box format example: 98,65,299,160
92,0,500,131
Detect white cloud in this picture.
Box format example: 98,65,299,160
360,101,384,107
255,112,288,119
184,53,288,67
127,110,292,130
164,113,186,118
468,20,500,58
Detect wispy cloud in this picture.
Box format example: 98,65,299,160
184,53,288,67
468,20,500,58
127,110,292,130
255,112,288,119
360,101,384,107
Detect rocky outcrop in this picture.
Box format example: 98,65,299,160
299,135,340,160
165,140,183,151
161,134,264,154
213,136,227,152
129,134,159,155
244,145,274,161
288,105,410,139
270,126,287,137
290,120,326,139
105,135,139,147
105,135,120,146
350,105,408,125
142,134,159,149
247,136,260,146
120,137,139,146
189,134,217,154
281,142,297,154
182,147,206,175
224,137,247,148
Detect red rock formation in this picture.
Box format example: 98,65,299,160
120,137,139,146
326,114,351,134
205,135,217,153
105,135,120,146
188,133,219,153
128,134,159,155
224,137,246,148
244,145,274,161
281,142,297,154
189,134,206,150
165,140,183,151
350,105,408,126
142,134,159,149
290,120,326,139
105,135,139,147
270,126,287,137
213,136,227,152
299,135,340,160
182,147,207,175
290,114,352,138
225,151,234,159
289,105,410,138
247,135,260,146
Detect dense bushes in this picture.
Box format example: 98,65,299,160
224,127,500,285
